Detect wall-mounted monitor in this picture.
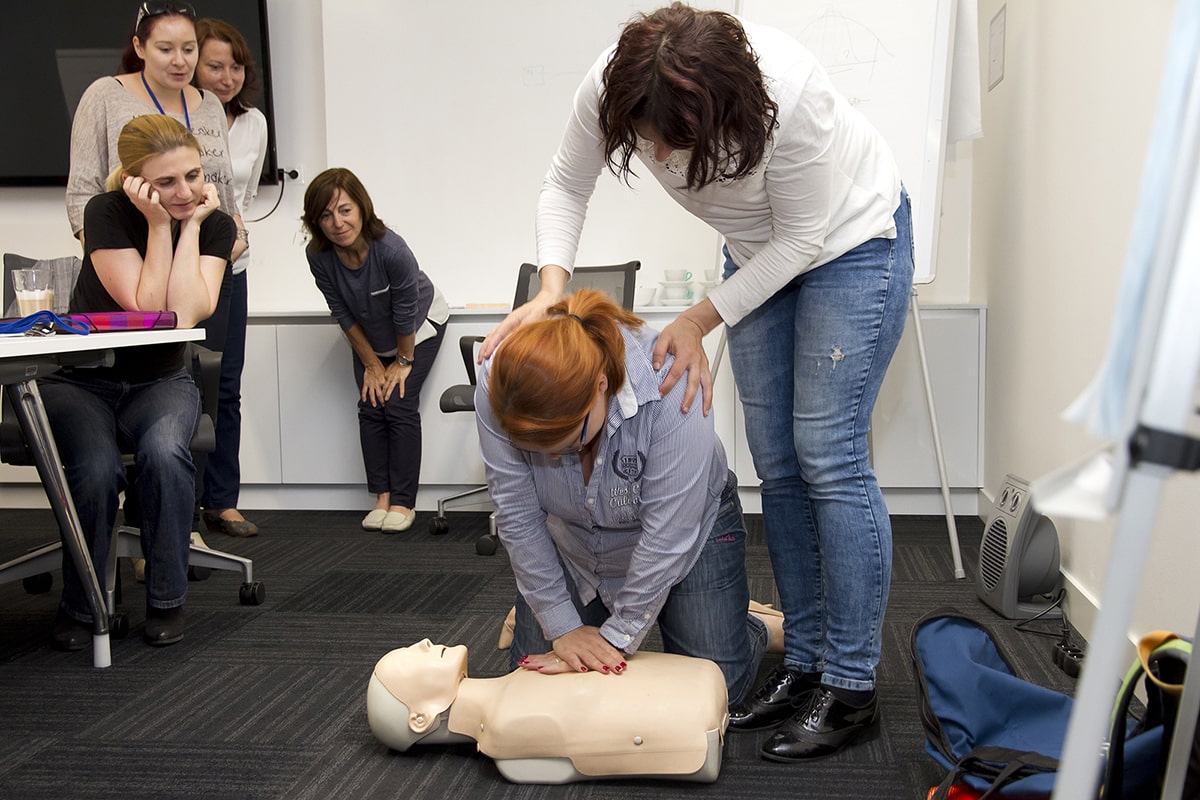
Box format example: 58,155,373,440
0,0,277,186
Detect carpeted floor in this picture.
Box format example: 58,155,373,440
0,510,1077,799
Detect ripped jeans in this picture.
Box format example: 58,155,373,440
723,190,913,691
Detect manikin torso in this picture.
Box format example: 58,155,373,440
367,640,729,784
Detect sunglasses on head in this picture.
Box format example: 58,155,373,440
135,1,196,30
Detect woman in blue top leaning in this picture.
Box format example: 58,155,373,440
476,289,766,707
303,168,448,533
481,4,914,761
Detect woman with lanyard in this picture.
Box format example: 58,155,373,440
67,1,243,257
189,17,270,539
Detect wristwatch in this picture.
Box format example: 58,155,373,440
396,354,414,367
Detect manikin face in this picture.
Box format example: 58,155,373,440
318,189,364,251
134,16,198,92
136,146,205,220
374,639,468,734
196,39,245,104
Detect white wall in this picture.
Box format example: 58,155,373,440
972,0,1200,639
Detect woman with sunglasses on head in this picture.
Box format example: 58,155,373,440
66,2,242,259
302,168,448,534
186,17,270,540
481,4,913,762
41,115,233,652
476,289,766,707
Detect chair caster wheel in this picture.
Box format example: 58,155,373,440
110,612,129,639
188,565,212,582
475,534,498,556
429,516,449,535
239,581,265,606
22,572,53,594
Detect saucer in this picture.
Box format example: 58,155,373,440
659,280,691,288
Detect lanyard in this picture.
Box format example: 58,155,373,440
141,71,191,132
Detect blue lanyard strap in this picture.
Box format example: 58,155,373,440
0,310,90,336
141,71,191,132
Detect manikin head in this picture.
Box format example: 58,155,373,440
368,639,469,750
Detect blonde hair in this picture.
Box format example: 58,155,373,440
489,289,643,448
103,115,201,191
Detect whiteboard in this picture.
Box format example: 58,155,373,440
322,0,732,307
738,0,956,284
321,0,953,306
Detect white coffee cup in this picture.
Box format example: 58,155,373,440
634,286,657,306
12,268,53,316
660,285,693,303
664,269,693,282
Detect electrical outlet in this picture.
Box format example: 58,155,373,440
280,166,304,183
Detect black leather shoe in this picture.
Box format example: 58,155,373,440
144,605,185,646
728,665,822,731
203,509,259,538
761,688,879,761
51,608,92,652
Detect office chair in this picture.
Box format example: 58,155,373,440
429,261,641,555
0,342,266,637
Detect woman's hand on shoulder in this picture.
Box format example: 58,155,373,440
123,175,171,227
478,264,570,362
654,312,715,416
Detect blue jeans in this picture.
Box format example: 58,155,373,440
197,264,248,510
509,473,768,705
724,191,914,692
40,368,200,621
352,320,446,507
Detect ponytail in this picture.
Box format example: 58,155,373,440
490,289,643,448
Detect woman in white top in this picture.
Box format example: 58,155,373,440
482,4,914,763
190,17,270,539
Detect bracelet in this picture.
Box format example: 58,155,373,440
236,228,249,241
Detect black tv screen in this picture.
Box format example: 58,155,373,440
0,0,277,186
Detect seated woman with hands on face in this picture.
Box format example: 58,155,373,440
475,289,766,705
40,114,232,652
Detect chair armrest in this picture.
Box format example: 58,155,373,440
459,336,483,385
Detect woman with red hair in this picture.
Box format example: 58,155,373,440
476,289,765,707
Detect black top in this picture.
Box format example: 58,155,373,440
72,191,235,382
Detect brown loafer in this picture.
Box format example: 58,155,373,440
202,509,259,538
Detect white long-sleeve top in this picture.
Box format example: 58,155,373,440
536,20,902,327
227,107,268,275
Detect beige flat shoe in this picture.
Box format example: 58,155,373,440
362,509,388,531
497,605,517,649
381,509,416,533
749,600,785,654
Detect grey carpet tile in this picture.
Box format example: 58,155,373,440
0,742,317,800
274,571,484,615
0,511,1072,800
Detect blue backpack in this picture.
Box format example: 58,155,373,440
910,609,1184,799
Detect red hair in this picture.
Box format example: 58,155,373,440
489,289,643,448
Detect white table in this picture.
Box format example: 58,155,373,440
0,328,202,667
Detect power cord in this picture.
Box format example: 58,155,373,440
1013,588,1085,678
246,168,298,223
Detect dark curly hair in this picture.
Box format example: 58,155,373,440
598,3,779,190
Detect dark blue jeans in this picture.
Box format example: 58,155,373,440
40,368,200,621
352,321,446,507
197,264,247,510
509,474,768,706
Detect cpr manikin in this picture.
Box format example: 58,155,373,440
366,639,729,784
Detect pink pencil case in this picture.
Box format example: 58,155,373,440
65,311,177,332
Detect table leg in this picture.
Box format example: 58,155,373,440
5,380,112,668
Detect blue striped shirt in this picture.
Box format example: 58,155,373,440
476,324,730,653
